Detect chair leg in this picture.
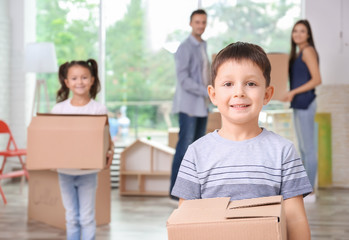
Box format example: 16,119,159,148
18,156,29,180
0,155,28,204
0,157,7,175
0,184,7,205
24,170,29,180
20,175,25,194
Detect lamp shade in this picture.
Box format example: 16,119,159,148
24,42,58,73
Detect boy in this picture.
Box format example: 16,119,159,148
171,42,312,240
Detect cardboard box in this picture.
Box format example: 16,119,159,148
28,169,111,229
267,53,289,101
168,128,179,148
167,195,286,240
27,114,109,170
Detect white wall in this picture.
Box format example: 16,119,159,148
4,0,36,149
305,0,349,188
305,0,349,85
9,0,27,148
0,0,10,124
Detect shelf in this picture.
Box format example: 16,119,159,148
119,138,174,196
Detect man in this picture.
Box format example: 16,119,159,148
170,9,210,199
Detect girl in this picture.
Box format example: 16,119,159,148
284,20,322,200
51,59,114,240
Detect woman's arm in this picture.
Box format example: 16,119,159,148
284,46,322,102
284,195,311,240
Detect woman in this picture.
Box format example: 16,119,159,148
285,20,322,200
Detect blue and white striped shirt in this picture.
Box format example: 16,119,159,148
171,128,313,201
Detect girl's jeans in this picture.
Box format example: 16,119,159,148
58,172,98,240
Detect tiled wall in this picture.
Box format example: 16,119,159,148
317,84,349,187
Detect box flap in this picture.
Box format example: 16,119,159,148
37,113,109,125
228,195,282,209
167,198,230,225
180,197,230,210
225,196,282,219
167,208,228,225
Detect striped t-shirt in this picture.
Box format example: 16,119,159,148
171,128,313,201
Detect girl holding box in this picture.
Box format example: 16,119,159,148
52,59,114,240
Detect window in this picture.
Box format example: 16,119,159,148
201,0,301,55
36,0,301,144
36,0,99,108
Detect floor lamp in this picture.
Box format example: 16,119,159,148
24,42,57,116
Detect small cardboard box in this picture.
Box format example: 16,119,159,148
167,195,286,240
27,114,109,170
168,128,179,149
28,169,111,229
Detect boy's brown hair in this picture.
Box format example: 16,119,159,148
211,42,271,87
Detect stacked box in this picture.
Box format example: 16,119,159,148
26,114,111,228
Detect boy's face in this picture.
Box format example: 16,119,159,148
208,60,274,127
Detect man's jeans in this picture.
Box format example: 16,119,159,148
58,173,98,240
170,112,207,198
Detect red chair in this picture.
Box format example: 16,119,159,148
0,120,29,204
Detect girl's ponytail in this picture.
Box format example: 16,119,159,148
87,59,101,99
56,62,70,103
55,59,101,101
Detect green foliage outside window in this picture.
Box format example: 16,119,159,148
36,0,299,135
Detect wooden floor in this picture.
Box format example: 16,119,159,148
0,182,348,240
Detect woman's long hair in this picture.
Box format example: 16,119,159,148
289,19,318,73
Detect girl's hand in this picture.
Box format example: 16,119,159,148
105,148,114,169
